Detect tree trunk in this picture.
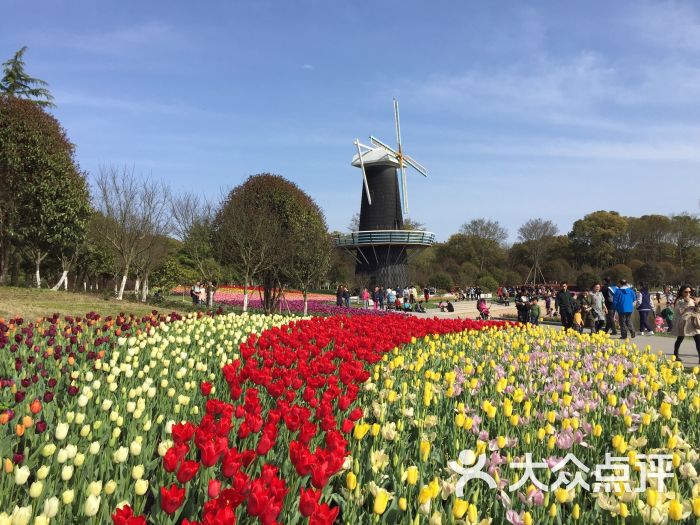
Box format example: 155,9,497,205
243,279,249,312
134,276,141,294
117,273,128,300
84,281,87,292
140,274,149,302
303,289,308,316
35,256,42,288
51,271,68,291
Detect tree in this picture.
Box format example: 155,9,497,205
605,264,633,284
1,47,54,107
634,263,665,287
429,271,452,291
569,211,629,268
576,271,599,290
94,165,171,300
402,217,426,231
459,219,508,271
0,96,88,287
348,213,360,232
669,213,700,269
171,192,221,305
517,218,558,283
286,211,332,316
214,174,326,315
627,215,672,263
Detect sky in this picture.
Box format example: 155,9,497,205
3,0,700,241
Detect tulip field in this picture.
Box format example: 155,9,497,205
1,310,699,524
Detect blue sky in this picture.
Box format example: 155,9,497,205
3,0,700,241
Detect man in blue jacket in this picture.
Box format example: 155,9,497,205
613,279,637,339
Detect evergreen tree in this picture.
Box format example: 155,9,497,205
1,46,54,107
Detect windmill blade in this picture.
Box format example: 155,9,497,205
369,136,400,158
393,98,402,150
354,139,372,206
403,154,428,177
401,165,409,213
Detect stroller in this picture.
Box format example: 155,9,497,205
476,298,490,320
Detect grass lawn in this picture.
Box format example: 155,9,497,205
0,287,188,320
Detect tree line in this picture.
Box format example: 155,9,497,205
403,212,700,292
0,47,332,314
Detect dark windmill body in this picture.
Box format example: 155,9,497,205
334,100,434,287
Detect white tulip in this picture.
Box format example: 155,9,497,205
89,442,100,455
41,444,56,457
134,479,149,496
104,480,117,495
84,494,100,517
36,465,49,480
61,465,73,481
34,514,49,525
14,465,30,485
132,464,144,480
87,480,102,497
29,481,44,498
75,412,85,424
65,444,77,459
129,441,142,456
55,422,69,440
62,489,75,504
74,453,85,467
112,447,128,463
10,506,31,525
43,496,59,517
56,449,68,464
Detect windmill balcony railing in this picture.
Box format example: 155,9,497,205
332,230,435,247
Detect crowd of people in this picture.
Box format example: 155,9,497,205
352,285,431,313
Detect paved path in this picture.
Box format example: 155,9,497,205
412,300,700,367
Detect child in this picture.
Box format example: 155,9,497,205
660,304,674,332
654,315,665,333
572,305,584,333
529,298,541,325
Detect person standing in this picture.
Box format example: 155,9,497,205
529,298,541,325
613,279,637,339
601,277,618,335
342,286,351,308
576,289,595,333
515,286,530,324
336,285,343,307
423,286,430,303
361,288,370,309
637,284,654,335
555,283,575,330
590,283,607,333
671,285,700,363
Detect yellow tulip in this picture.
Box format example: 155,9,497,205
549,503,557,517
646,488,658,507
467,503,477,524
668,499,683,521
618,502,629,518
692,496,700,517
420,440,430,462
373,489,390,515
406,466,419,485
370,423,380,437
398,497,407,511
523,511,533,525
660,401,672,420
452,498,468,519
572,503,580,519
353,423,369,440
346,472,357,490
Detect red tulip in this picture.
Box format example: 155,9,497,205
176,460,200,483
299,487,320,517
200,381,213,396
160,484,186,514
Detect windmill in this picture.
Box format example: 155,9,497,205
352,98,428,214
334,100,435,288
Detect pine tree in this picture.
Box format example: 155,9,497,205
1,46,54,107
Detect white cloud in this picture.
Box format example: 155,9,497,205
630,1,700,51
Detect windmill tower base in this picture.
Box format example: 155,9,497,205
355,245,409,288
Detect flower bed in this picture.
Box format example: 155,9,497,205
0,311,288,523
